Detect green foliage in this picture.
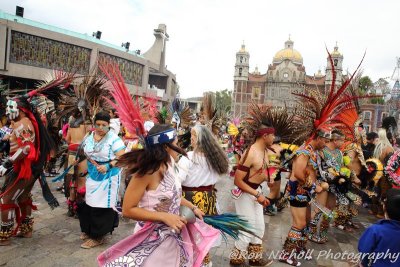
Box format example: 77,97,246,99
215,89,232,116
370,97,385,104
359,76,373,92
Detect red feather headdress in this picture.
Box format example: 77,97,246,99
98,62,145,137
293,50,366,142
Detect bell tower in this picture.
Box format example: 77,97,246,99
233,42,250,116
325,42,344,88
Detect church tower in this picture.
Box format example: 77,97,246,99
234,43,250,80
232,43,250,116
325,43,343,88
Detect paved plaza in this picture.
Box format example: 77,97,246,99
0,174,377,267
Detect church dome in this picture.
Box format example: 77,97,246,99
273,38,303,64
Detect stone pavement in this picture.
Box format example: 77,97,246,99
0,174,378,267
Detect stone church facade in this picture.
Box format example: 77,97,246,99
232,38,344,116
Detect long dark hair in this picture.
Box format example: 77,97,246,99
117,124,187,180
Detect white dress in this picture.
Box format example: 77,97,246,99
82,131,125,208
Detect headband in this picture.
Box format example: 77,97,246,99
331,133,344,140
145,129,177,146
256,127,275,137
317,130,332,139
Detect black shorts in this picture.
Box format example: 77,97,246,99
289,198,309,208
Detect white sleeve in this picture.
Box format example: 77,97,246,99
177,155,192,183
111,136,126,153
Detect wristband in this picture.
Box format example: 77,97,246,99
255,192,261,198
191,206,198,211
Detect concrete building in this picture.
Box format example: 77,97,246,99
360,103,390,133
0,10,177,102
232,38,343,116
182,96,203,113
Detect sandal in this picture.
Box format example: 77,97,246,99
80,232,89,241
80,237,104,249
279,252,301,266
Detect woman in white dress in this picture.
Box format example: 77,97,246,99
77,111,125,249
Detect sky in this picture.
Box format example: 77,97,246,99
1,0,399,98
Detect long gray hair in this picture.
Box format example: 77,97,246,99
192,125,229,175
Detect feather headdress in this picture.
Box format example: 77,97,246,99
56,66,108,124
292,50,366,142
201,92,222,135
99,62,145,137
244,102,303,145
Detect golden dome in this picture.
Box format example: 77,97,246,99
274,49,303,61
331,45,341,56
273,39,303,64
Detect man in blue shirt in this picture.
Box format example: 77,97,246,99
358,188,400,266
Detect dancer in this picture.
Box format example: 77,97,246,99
308,129,344,243
279,131,328,266
229,122,275,266
178,124,229,267
0,72,72,245
64,111,90,217
97,63,220,267
55,68,108,217
370,128,394,219
77,111,125,249
279,51,365,266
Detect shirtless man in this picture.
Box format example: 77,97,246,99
65,111,90,217
279,130,329,266
0,98,52,245
230,123,275,267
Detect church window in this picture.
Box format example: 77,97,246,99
270,88,276,98
363,111,371,120
334,59,338,66
283,73,289,78
252,86,261,100
240,56,243,63
239,68,242,76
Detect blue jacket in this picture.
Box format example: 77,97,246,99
358,219,400,267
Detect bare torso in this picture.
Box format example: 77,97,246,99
9,117,35,155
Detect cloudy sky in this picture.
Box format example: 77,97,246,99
2,0,399,98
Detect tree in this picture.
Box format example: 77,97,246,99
359,76,373,92
215,89,232,117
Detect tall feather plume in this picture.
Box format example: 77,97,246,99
293,51,367,142
99,62,145,136
201,92,222,135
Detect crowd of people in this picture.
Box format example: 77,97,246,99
0,57,399,267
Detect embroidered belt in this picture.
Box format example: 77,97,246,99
182,185,214,191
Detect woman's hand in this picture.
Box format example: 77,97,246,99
97,164,108,174
193,207,205,220
162,213,187,233
256,194,270,207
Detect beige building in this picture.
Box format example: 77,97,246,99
232,38,343,116
0,10,177,102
